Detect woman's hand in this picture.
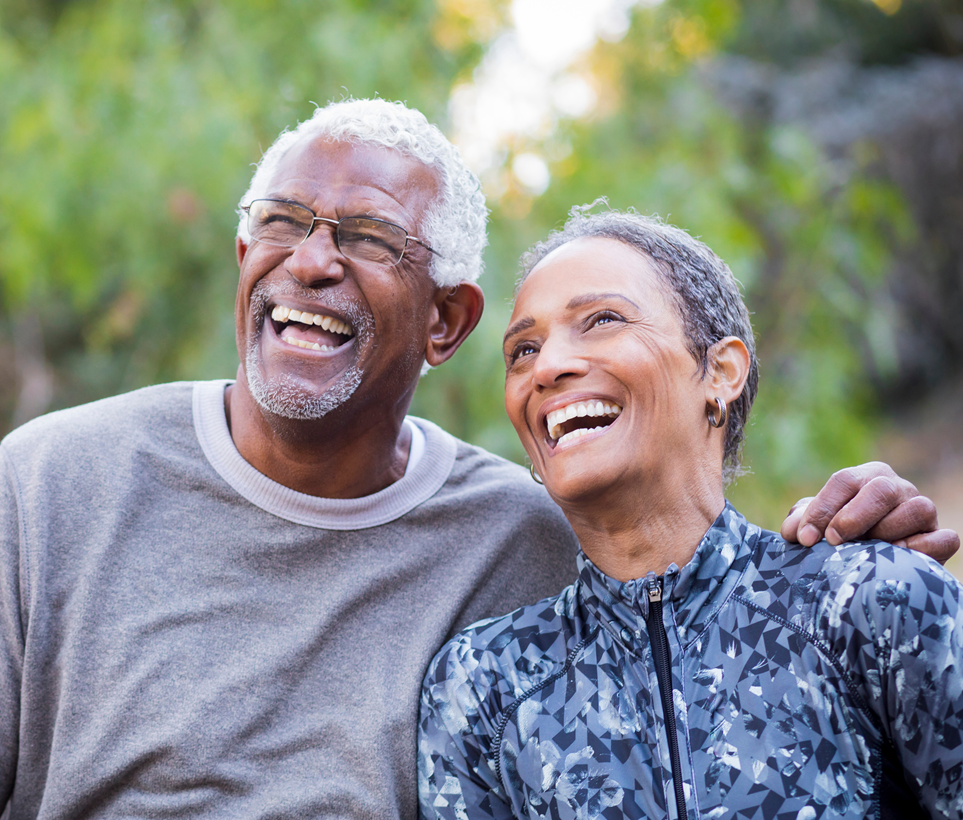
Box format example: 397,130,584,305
780,461,960,564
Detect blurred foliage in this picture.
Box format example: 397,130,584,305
1,0,957,528
412,0,956,526
0,0,489,427
728,0,962,65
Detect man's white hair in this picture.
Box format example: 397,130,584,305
236,98,488,287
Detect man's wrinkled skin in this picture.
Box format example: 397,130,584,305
781,461,959,563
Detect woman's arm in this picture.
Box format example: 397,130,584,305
418,640,516,820
849,545,963,817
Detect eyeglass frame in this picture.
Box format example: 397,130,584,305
239,198,442,265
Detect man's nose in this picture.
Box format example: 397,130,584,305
284,221,346,288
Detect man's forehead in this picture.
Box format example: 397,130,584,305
266,136,440,206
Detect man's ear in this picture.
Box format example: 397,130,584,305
424,282,485,367
236,236,249,267
704,336,750,404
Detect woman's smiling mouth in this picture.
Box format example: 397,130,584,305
545,400,622,447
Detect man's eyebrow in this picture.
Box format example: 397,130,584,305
503,317,535,347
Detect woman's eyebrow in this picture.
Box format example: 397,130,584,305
566,292,641,311
503,292,642,347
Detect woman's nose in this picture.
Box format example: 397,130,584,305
531,335,589,388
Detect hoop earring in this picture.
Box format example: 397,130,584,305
530,463,544,485
707,397,727,429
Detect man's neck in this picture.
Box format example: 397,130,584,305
224,379,412,499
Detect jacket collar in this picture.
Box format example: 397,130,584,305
576,502,763,647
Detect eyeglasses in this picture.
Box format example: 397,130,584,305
241,199,441,266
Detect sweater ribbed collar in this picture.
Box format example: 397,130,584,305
192,380,457,530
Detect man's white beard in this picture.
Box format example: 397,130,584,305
244,280,371,421
247,361,363,421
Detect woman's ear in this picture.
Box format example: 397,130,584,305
424,282,485,367
704,336,751,404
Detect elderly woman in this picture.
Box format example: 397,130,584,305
418,208,963,820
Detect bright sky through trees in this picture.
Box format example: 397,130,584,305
450,0,653,192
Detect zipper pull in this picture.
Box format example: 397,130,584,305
645,571,662,603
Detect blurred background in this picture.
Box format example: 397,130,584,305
1,0,960,566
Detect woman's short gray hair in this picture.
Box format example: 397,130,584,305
237,98,488,287
518,203,759,481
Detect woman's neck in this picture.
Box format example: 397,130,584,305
560,475,726,583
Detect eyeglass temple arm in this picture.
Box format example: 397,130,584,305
407,236,442,257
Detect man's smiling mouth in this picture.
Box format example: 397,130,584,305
270,305,355,351
546,400,622,446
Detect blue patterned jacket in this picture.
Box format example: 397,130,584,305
419,503,963,820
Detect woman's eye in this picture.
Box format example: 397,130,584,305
590,311,621,328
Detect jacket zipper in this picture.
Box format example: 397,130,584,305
646,574,688,819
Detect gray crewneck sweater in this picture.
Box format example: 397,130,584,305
0,381,577,819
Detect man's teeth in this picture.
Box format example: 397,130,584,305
270,305,353,336
282,337,335,351
547,401,622,441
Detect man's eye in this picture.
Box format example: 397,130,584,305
259,208,309,228
510,343,537,363
262,213,299,226
342,228,394,250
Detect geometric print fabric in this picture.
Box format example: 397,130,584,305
419,503,963,819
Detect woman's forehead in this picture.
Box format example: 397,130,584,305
517,236,664,309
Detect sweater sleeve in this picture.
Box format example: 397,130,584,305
845,544,963,818
0,447,24,806
418,638,516,820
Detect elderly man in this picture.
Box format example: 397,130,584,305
0,99,955,819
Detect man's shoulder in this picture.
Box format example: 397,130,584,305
426,422,555,503
414,416,564,517
2,381,199,458
406,419,578,629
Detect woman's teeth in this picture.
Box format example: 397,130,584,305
270,305,353,336
557,426,607,445
547,401,622,442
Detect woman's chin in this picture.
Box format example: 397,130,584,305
541,464,627,511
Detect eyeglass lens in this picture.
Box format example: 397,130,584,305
246,199,408,265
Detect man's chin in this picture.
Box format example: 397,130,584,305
246,364,363,421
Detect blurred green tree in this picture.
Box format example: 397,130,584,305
411,0,958,525
0,0,497,429
3,0,958,530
